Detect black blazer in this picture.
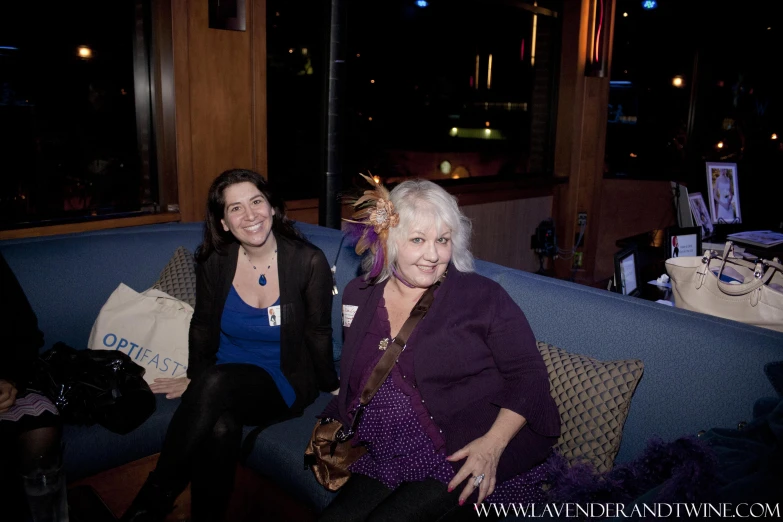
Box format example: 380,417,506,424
187,233,339,414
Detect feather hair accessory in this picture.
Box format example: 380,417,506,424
343,173,399,278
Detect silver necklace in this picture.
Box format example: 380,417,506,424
243,248,277,286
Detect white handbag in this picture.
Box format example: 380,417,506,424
666,242,783,332
88,283,193,384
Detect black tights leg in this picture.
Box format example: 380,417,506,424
190,412,242,522
135,364,288,520
18,423,63,470
0,413,62,521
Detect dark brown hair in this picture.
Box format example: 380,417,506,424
196,169,303,263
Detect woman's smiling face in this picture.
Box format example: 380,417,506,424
220,182,275,248
394,217,452,288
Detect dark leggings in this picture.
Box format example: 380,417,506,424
318,473,502,522
154,363,288,521
0,410,62,521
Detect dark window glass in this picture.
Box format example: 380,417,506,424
605,0,694,179
343,0,562,187
0,0,155,230
265,0,561,200
266,0,328,200
606,1,782,225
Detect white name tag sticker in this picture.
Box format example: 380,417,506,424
342,305,358,327
268,305,281,326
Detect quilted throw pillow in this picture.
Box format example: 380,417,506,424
537,341,644,473
153,247,197,308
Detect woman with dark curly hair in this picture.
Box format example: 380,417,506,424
122,169,339,522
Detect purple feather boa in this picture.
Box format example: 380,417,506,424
542,436,719,511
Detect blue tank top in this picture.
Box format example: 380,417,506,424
216,286,295,407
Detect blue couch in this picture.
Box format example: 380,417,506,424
2,222,782,515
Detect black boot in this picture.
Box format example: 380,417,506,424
120,471,180,522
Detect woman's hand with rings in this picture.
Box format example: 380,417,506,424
446,434,504,505
150,377,191,399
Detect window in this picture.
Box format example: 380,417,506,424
606,1,782,225
265,0,328,200
343,0,562,187
605,0,694,180
0,0,156,230
265,0,562,200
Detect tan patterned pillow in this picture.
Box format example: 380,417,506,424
537,341,644,473
153,247,197,307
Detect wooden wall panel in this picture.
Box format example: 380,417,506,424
172,0,266,222
187,1,254,219
593,179,676,281
575,77,611,279
461,197,553,272
551,0,618,284
287,198,319,225
251,0,268,177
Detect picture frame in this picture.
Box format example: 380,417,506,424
613,246,640,297
209,0,246,31
688,192,714,239
705,162,741,224
664,226,702,259
670,182,694,229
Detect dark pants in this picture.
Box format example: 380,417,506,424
318,473,502,522
0,406,61,522
154,363,288,521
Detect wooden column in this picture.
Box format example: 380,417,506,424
151,0,178,212
170,0,268,222
552,0,616,282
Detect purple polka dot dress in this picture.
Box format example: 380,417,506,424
347,298,548,504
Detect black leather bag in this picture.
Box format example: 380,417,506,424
29,342,156,434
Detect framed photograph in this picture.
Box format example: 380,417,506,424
705,162,741,224
664,226,702,259
688,192,714,239
613,246,640,297
209,0,246,31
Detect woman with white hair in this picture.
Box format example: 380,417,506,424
318,177,560,521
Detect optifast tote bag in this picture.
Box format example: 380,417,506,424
88,283,193,384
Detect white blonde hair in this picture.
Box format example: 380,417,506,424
362,179,474,281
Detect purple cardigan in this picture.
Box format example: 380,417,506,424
323,267,561,482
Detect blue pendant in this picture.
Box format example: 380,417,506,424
259,274,267,286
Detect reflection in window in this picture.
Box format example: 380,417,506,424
605,0,782,224
266,0,561,200
606,3,782,184
266,0,327,200
0,0,155,230
605,0,693,179
343,0,561,187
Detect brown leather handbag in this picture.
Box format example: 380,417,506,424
304,275,443,491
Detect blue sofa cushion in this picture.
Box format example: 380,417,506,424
497,268,782,466
62,395,181,481
243,393,338,512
